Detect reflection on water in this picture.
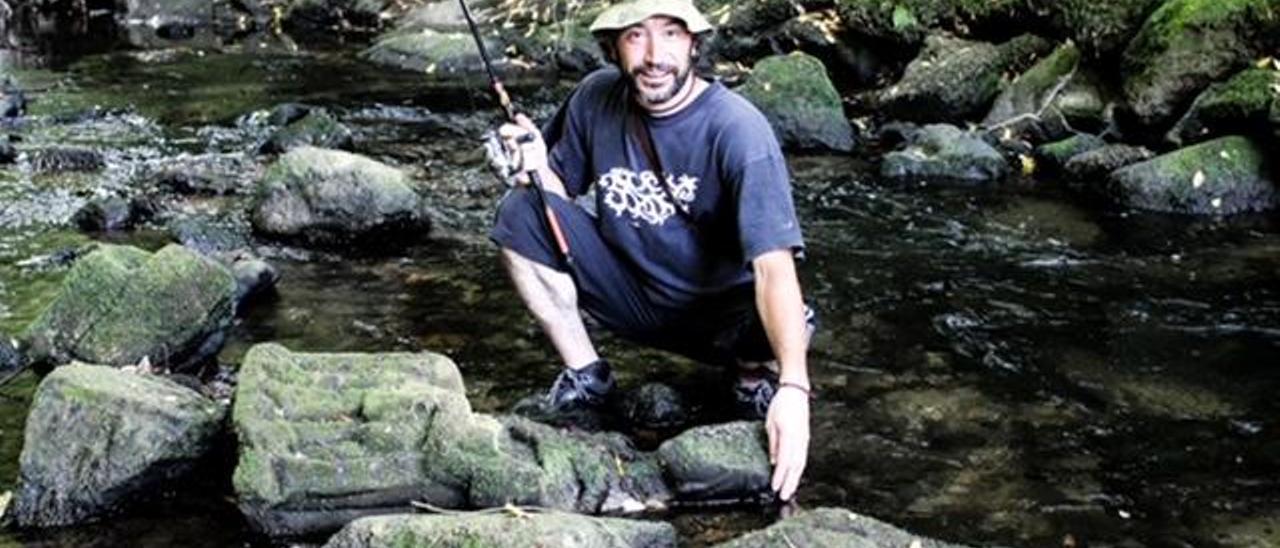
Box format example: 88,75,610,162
0,45,1277,547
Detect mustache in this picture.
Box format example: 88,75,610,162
629,62,677,77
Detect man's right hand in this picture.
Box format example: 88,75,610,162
498,113,550,186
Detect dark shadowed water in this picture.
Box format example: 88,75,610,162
0,39,1278,548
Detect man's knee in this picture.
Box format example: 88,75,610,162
492,187,561,271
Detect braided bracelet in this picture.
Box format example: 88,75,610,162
778,382,812,398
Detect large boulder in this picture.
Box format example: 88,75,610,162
1121,0,1280,129
1167,67,1280,146
362,28,499,75
4,364,225,527
834,0,1028,47
21,244,237,370
250,147,431,249
877,34,1054,123
882,124,1009,184
1110,135,1277,214
657,421,770,502
324,512,677,548
715,507,970,547
738,52,855,153
983,43,1083,142
1048,0,1166,59
232,343,670,537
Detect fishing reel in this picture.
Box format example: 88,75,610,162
482,129,537,187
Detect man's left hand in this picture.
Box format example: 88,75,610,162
767,383,810,501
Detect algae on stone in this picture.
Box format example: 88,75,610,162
738,52,855,152
1122,0,1280,128
21,244,237,369
324,512,678,548
5,364,225,527
716,507,970,547
1110,135,1277,214
1167,67,1280,146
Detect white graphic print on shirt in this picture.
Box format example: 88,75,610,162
598,167,699,226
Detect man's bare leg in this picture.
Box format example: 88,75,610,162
501,248,599,370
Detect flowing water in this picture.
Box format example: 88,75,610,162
0,33,1278,548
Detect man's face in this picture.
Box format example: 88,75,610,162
614,16,696,107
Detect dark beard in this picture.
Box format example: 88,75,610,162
627,62,692,105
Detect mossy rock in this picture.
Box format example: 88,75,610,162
738,52,855,152
878,33,1054,123
715,507,970,547
983,43,1083,142
1049,0,1166,59
1110,135,1277,214
362,28,497,75
882,124,1009,184
1167,67,1280,146
657,421,769,502
5,364,224,527
232,342,471,536
21,244,237,370
1122,0,1280,129
1035,133,1107,172
232,343,670,537
250,146,431,249
259,109,354,155
1064,144,1156,187
834,0,1029,47
324,512,678,548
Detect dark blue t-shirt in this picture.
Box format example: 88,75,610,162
544,67,803,308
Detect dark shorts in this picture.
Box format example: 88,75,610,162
490,186,814,368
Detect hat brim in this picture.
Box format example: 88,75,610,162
589,2,714,35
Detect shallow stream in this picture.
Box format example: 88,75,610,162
0,38,1277,548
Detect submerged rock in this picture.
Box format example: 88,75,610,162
738,52,855,152
1121,0,1280,129
1034,133,1106,172
877,34,1053,123
1110,135,1276,214
21,244,237,370
881,124,1008,184
230,257,279,312
4,364,225,527
620,383,689,435
0,336,23,372
715,507,970,547
259,110,355,155
25,147,105,173
1064,144,1155,184
72,196,151,232
324,512,677,548
250,147,432,249
168,213,254,256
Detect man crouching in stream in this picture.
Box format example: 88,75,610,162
488,0,816,501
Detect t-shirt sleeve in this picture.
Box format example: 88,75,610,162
717,104,804,264
734,152,805,265
544,85,592,197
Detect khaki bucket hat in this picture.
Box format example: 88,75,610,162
588,0,714,35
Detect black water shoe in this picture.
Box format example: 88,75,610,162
546,358,615,410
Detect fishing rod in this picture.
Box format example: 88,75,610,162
456,0,573,267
